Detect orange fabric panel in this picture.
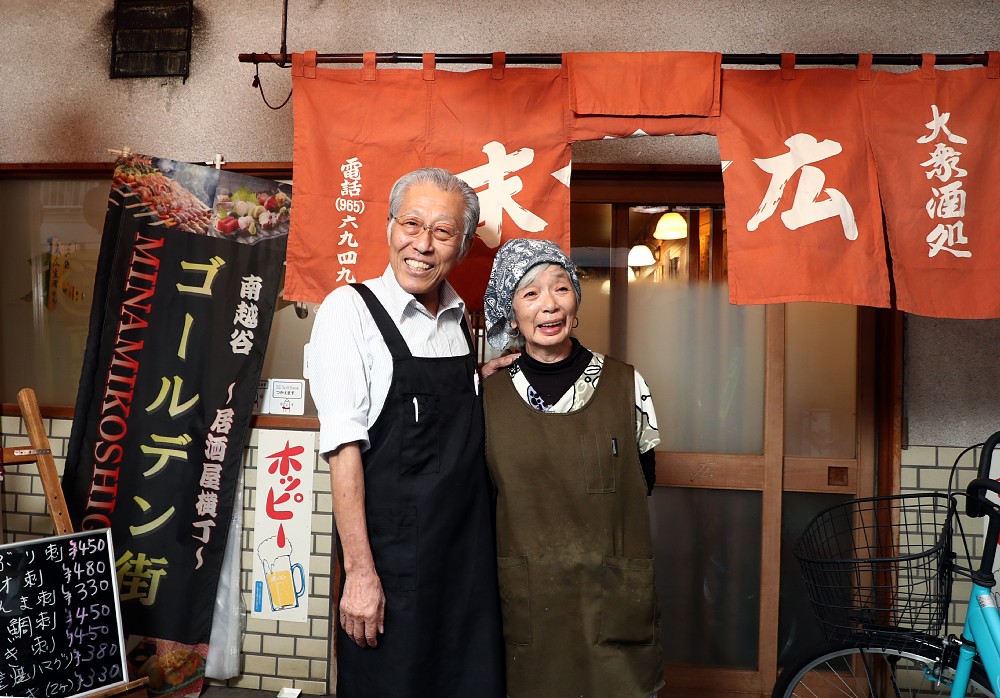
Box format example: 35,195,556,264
565,52,719,141
565,52,721,117
718,65,890,308
869,57,1000,318
288,55,571,308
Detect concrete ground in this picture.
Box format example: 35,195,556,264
202,687,303,698
121,683,311,698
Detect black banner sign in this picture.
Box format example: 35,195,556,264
63,154,289,695
0,529,128,698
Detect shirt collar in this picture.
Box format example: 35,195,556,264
378,265,466,322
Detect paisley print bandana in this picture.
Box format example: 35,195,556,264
483,238,581,351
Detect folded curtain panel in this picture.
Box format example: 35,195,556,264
565,51,722,117
565,51,720,141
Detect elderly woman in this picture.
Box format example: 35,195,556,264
482,238,664,698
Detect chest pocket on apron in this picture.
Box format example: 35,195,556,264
398,392,440,475
580,428,617,493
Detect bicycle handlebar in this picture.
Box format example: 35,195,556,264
977,430,1000,480
968,430,1000,518
966,476,1000,583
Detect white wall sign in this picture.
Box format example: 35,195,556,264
251,430,316,622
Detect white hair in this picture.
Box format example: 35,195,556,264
384,168,479,259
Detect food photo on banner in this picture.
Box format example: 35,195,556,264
61,153,290,697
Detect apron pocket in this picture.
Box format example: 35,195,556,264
367,506,418,591
497,555,531,645
398,393,440,475
598,555,656,645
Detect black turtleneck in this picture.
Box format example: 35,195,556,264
517,338,593,407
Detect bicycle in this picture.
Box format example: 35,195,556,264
772,430,1000,697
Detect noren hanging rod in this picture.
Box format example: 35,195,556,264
238,52,992,67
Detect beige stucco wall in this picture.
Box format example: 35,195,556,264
3,1,999,167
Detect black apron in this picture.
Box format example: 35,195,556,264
336,284,505,698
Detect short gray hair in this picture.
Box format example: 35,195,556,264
504,263,550,350
386,168,480,259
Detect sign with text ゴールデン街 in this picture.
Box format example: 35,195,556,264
251,430,316,622
62,154,288,696
717,56,890,309
287,52,572,309
868,53,1000,319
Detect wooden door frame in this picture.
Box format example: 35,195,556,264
653,306,884,697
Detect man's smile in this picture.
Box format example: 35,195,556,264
404,258,433,271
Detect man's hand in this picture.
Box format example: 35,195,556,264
340,568,386,648
481,352,520,378
328,442,385,648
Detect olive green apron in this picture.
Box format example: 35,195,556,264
485,357,664,698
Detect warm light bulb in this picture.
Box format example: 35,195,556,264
627,244,656,267
653,211,688,240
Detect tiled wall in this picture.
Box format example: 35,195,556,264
0,415,335,695
4,412,992,696
899,445,987,630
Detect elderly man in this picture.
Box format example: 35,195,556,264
308,168,505,697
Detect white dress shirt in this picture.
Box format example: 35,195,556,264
308,266,469,458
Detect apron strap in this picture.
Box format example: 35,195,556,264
459,315,475,354
351,284,414,360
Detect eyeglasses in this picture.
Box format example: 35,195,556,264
391,215,462,243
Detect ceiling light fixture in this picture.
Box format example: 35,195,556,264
627,244,656,267
653,211,688,240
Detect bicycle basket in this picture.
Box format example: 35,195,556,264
794,493,956,648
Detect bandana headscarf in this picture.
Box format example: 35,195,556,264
484,238,582,351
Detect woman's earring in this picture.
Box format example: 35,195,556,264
572,317,579,329
509,323,520,338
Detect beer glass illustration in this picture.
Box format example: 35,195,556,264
257,535,305,611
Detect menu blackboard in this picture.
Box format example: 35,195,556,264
0,529,128,698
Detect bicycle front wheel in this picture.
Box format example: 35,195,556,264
772,638,994,697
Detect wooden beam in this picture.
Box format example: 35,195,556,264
759,305,786,694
